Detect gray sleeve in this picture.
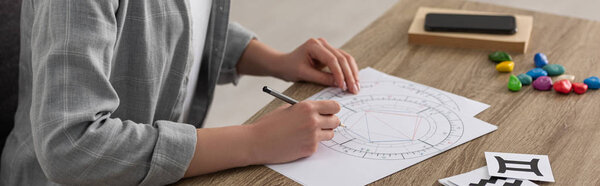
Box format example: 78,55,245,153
218,22,256,85
29,1,196,185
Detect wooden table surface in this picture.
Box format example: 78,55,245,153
177,0,600,185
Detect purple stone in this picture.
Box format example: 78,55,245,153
533,76,553,91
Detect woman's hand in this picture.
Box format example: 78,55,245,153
236,38,360,94
184,100,340,177
247,100,341,164
275,38,360,94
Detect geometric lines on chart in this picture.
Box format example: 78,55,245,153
347,110,424,143
317,93,464,160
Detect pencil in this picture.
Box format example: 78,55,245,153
262,86,346,127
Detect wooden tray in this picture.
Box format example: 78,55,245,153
408,7,533,53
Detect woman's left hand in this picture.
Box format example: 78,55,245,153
275,38,360,94
236,38,360,94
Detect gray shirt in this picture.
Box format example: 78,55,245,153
1,0,254,185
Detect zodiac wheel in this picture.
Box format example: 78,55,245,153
315,86,464,160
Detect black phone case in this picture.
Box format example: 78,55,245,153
424,13,517,35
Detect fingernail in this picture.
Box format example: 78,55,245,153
333,81,338,87
352,84,358,94
356,82,360,91
342,82,347,91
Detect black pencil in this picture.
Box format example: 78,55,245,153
262,86,345,127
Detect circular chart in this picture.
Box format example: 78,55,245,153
315,83,464,160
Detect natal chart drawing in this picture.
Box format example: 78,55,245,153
313,81,465,160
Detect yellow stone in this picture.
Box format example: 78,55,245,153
496,61,514,72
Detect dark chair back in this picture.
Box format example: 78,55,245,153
0,0,22,154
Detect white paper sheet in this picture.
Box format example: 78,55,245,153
485,152,555,182
440,166,537,186
267,68,497,185
358,67,490,117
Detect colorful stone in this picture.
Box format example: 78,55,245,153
517,74,533,85
526,68,548,80
555,74,575,82
553,79,572,94
533,76,553,91
489,51,512,63
572,83,588,94
496,61,515,72
542,64,565,76
583,76,600,89
534,53,548,67
508,75,522,92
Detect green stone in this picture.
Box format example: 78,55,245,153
489,51,512,63
508,75,522,92
542,64,565,76
517,73,532,85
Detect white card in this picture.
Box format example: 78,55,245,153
485,152,555,182
442,166,537,186
438,177,458,186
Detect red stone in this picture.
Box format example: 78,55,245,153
553,79,572,94
572,82,588,94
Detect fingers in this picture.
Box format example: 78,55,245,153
305,39,345,90
317,115,340,129
293,101,340,142
301,38,360,94
318,38,359,94
302,69,336,87
317,129,335,141
311,100,341,115
317,116,338,141
339,49,360,89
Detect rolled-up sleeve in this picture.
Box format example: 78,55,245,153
218,22,256,85
29,1,196,185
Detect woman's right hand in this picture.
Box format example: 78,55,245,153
248,100,341,164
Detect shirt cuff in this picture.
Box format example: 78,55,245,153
140,121,197,185
218,22,256,85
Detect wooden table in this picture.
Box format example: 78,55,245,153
177,0,600,185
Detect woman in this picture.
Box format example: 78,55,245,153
1,0,360,185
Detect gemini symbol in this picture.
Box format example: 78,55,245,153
495,156,543,176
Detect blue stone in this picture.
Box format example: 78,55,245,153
526,68,548,80
542,64,565,76
583,76,600,89
517,73,533,85
534,53,548,67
